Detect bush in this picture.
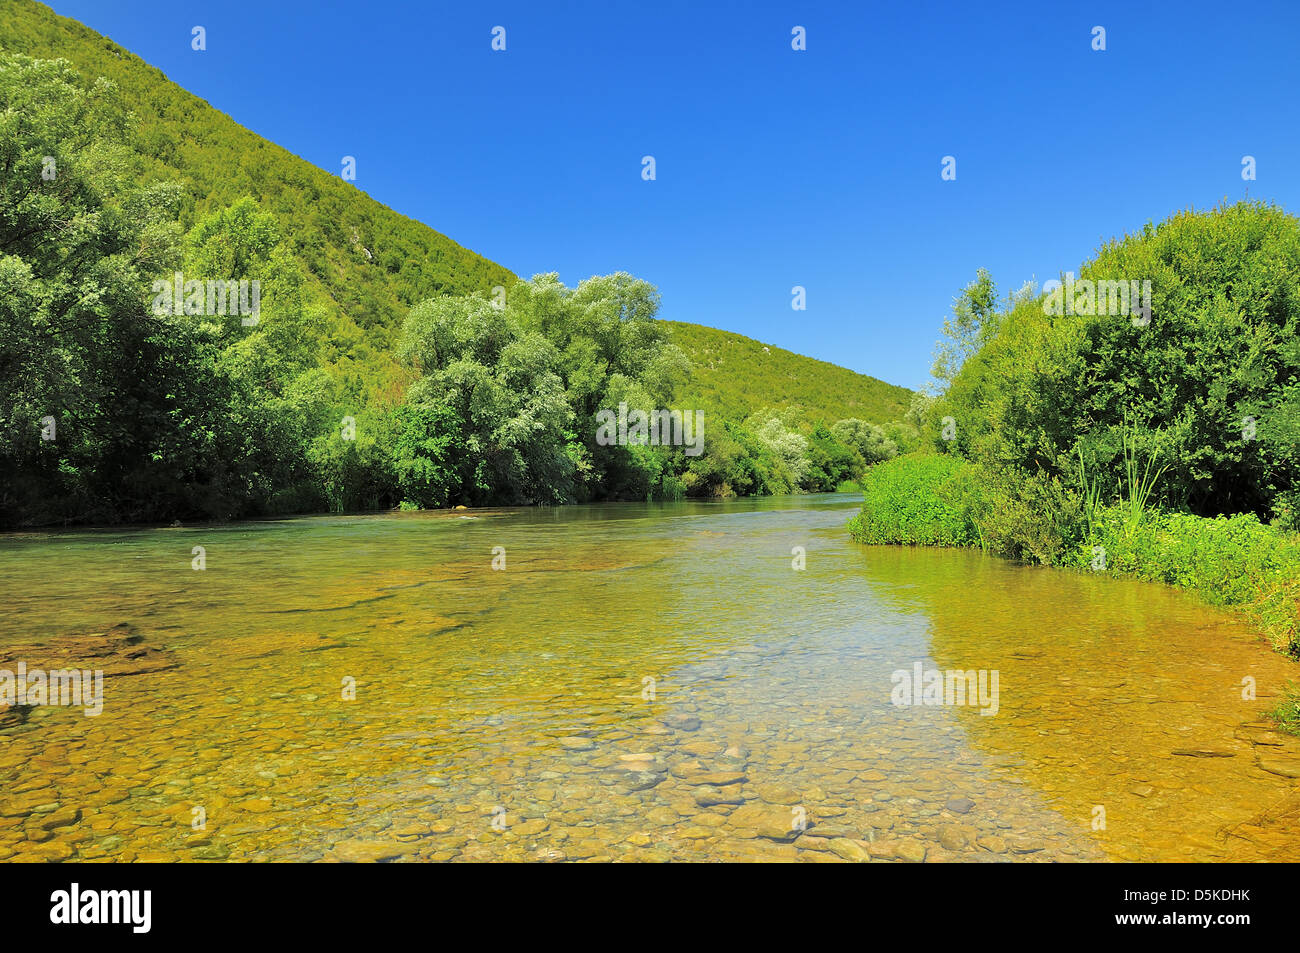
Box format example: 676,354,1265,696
972,466,1085,565
934,201,1300,522
847,454,983,546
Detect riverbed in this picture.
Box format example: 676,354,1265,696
2,493,1298,862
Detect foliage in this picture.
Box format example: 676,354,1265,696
832,418,899,466
0,10,921,526
0,1,516,410
847,454,983,547
1270,684,1300,736
930,201,1300,523
664,321,911,428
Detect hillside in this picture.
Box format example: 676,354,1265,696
664,321,912,426
1,1,918,525
0,0,516,403
1,1,910,424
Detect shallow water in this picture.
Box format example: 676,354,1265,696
2,493,1298,862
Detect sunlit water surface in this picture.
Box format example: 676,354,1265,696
2,493,1299,862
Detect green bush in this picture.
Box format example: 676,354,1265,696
972,466,1085,565
933,201,1300,523
847,454,983,547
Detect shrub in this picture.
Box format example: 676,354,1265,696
847,454,983,546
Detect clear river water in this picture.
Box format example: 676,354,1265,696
2,492,1299,862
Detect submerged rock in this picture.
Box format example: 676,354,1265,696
0,622,179,683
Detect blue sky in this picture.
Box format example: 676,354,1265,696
46,0,1300,390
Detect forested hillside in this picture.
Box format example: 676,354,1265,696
665,321,912,427
0,0,515,405
0,1,913,526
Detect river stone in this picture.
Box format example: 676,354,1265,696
329,840,408,863
559,737,595,751
945,797,975,814
1256,754,1300,779
618,770,665,793
937,825,970,851
513,818,550,837
662,714,702,732
0,622,180,680
869,838,927,862
1235,726,1287,746
725,803,803,841
751,782,802,804
808,824,858,841
38,806,81,831
695,785,745,807
895,840,928,863
827,838,872,862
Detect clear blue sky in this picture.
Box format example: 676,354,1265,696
45,0,1300,390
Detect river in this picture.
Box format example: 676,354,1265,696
2,492,1298,862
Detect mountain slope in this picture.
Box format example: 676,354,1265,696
1,0,911,425
665,321,912,426
0,0,516,402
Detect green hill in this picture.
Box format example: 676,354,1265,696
0,0,516,404
664,320,912,426
1,0,915,524
0,1,910,424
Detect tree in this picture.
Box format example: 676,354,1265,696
932,268,998,389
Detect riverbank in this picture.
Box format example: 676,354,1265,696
846,454,1300,729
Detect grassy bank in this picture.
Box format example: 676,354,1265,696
847,455,1300,673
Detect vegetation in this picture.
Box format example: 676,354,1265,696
851,201,1300,662
664,321,912,427
0,0,515,410
0,7,916,527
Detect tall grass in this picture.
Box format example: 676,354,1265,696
1119,425,1168,536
